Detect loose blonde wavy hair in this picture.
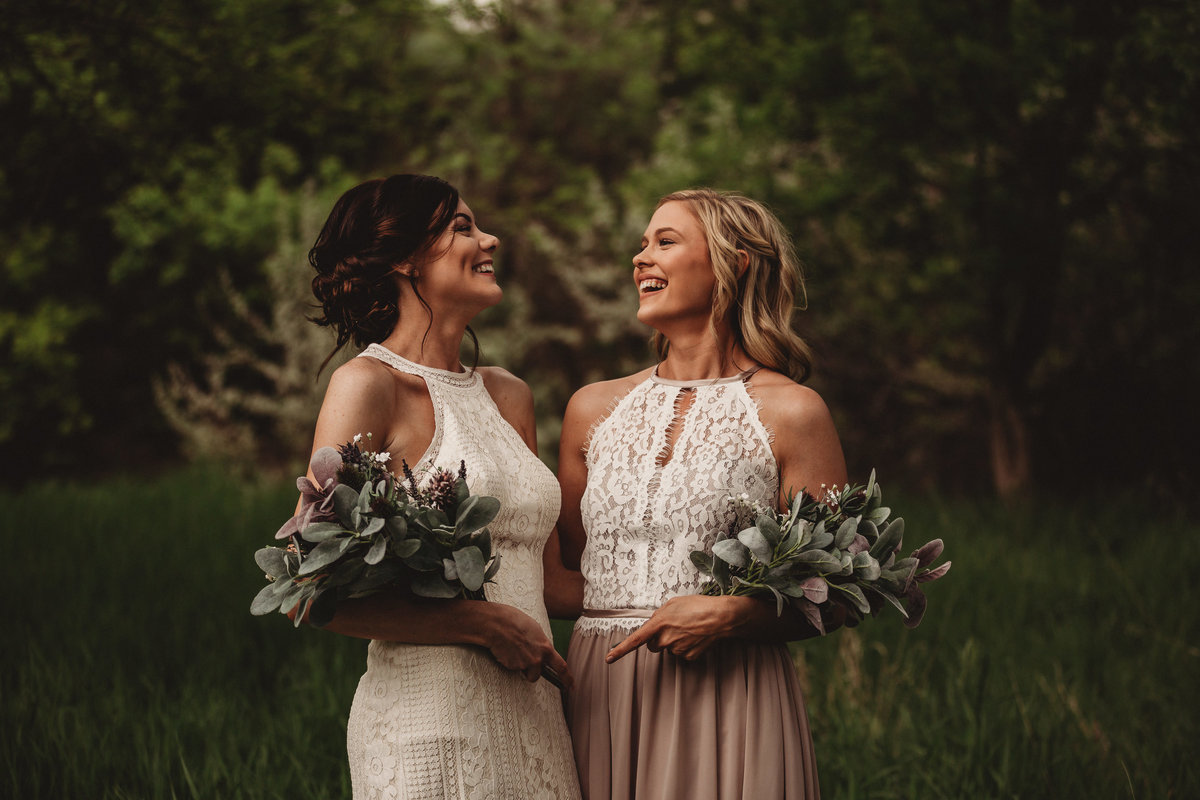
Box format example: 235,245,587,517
653,188,813,383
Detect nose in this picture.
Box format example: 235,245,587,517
632,245,650,269
479,230,499,252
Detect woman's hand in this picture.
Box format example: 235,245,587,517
605,595,742,663
605,593,840,663
483,604,572,687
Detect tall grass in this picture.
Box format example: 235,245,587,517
1,469,1195,798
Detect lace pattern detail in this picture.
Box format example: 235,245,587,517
578,373,778,635
346,347,579,799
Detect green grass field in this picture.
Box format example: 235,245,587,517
1,468,1195,799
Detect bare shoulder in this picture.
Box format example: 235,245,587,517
324,356,395,405
565,367,653,427
326,353,426,408
749,368,847,494
478,365,533,411
747,369,836,433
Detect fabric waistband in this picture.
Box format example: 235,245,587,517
580,608,655,619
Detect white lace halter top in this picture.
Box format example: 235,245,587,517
577,369,779,635
356,343,560,626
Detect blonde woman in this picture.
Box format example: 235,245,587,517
558,189,847,799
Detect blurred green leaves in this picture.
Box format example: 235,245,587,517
2,0,1197,495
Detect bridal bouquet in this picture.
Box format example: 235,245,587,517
690,471,950,633
251,434,502,628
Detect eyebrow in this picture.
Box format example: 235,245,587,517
452,212,473,226
641,226,682,243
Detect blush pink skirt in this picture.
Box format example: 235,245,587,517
566,613,820,800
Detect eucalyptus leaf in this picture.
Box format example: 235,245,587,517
300,521,345,543
865,584,909,618
332,484,360,526
793,550,842,574
781,519,804,551
808,522,834,550
798,599,826,636
403,543,443,572
737,527,774,564
364,535,388,565
484,553,502,582
443,558,458,581
830,582,871,614
834,517,858,549
250,581,285,615
254,547,288,578
712,557,731,593
385,515,407,538
356,482,373,514
448,476,466,510
362,516,386,537
765,584,785,616
690,551,715,574
455,495,501,536
421,508,451,530
866,505,892,525
756,514,782,546
293,591,314,628
453,546,487,591
298,536,353,575
712,538,751,568
276,581,307,620
852,551,881,581
869,517,904,560
391,538,421,558
799,576,829,604
472,528,492,560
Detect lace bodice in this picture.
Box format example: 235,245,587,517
345,344,578,800
577,370,779,635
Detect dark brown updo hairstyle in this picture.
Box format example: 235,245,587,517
309,174,471,372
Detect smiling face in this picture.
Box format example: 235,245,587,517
632,200,716,331
412,198,502,316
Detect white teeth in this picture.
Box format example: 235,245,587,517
639,279,666,291
473,263,494,274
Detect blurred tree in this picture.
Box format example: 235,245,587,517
631,0,1200,495
0,0,445,478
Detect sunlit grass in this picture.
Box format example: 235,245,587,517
1,471,1195,798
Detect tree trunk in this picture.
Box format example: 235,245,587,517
988,387,1031,498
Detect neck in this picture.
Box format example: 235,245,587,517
378,304,473,373
655,320,753,382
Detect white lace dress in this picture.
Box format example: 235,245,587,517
566,369,820,800
345,344,581,800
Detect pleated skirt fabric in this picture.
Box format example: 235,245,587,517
566,626,820,800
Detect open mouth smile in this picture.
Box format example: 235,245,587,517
639,278,666,293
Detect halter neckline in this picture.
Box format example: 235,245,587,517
649,365,760,388
359,343,479,387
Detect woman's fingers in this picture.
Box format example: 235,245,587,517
605,620,659,663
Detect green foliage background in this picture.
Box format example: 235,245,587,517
3,0,1197,495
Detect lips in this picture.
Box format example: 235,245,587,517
473,261,494,274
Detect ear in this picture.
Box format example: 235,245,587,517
735,249,750,279
394,261,418,279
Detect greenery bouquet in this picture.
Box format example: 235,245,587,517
690,472,950,634
250,434,502,628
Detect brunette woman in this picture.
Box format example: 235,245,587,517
302,174,581,800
